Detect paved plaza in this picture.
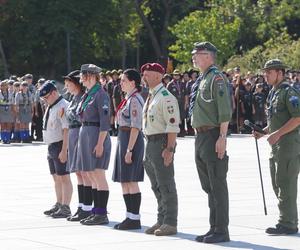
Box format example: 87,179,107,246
0,135,299,250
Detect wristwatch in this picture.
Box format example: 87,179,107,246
219,134,226,138
166,147,175,153
126,148,133,153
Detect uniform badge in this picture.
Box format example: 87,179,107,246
132,110,137,117
289,96,299,108
59,108,65,118
161,90,169,96
169,118,175,123
167,105,174,114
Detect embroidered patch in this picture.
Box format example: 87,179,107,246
169,118,175,123
161,90,169,96
289,96,299,108
167,105,174,114
59,108,64,118
102,104,109,109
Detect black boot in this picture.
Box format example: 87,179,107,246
203,232,230,243
195,227,215,242
266,224,298,235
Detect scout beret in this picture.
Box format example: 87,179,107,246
262,59,288,70
172,69,181,75
80,64,101,74
106,70,112,76
111,69,118,75
191,41,218,54
62,70,80,85
140,63,165,75
117,69,123,74
13,81,20,87
24,73,33,79
39,80,57,97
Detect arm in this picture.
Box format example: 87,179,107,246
94,131,108,158
125,127,139,164
58,128,68,163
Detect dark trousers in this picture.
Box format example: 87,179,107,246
143,135,178,227
195,128,229,233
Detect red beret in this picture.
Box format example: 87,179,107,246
140,63,165,75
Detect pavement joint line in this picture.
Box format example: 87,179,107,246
18,238,77,250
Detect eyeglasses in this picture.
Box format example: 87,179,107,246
192,52,209,56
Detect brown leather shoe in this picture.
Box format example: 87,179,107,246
154,224,177,236
145,223,161,234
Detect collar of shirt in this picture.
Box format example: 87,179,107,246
149,83,164,96
125,88,138,98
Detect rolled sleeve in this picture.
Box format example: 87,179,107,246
162,97,180,133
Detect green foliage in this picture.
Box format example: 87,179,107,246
169,7,241,65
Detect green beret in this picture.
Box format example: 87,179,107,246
192,41,218,54
262,59,287,70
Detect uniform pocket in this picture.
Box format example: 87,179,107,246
215,155,229,179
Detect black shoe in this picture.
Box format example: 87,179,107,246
67,207,82,221
195,228,215,242
81,214,109,225
80,213,95,224
44,203,61,216
36,137,43,142
68,209,92,222
51,205,71,218
203,232,230,243
115,218,141,230
266,224,298,235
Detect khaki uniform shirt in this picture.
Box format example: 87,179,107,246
192,65,232,128
143,83,180,135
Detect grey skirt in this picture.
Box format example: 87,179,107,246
18,105,32,123
77,126,111,171
0,105,14,123
112,129,144,182
67,127,80,173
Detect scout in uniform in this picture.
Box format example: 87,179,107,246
107,70,119,135
167,69,186,137
41,81,73,218
112,69,145,230
0,80,14,144
254,59,300,235
186,69,198,135
33,78,46,141
15,81,34,143
142,63,180,236
252,83,266,128
62,70,94,221
11,81,21,142
190,42,232,243
76,64,111,226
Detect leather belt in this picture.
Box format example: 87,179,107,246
195,126,219,134
69,124,81,129
145,133,167,141
82,122,100,127
119,126,131,131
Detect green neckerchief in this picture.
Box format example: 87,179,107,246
81,83,101,112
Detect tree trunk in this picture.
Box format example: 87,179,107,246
0,40,9,77
121,0,127,69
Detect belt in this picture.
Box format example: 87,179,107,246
195,126,219,134
145,133,167,141
69,124,81,129
119,126,131,131
82,122,100,127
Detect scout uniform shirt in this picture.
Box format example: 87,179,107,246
117,90,144,130
143,83,180,135
267,80,300,157
192,65,232,128
43,97,69,145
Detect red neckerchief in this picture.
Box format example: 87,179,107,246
116,90,138,114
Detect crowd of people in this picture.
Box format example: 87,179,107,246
1,40,300,244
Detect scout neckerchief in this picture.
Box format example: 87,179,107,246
143,84,164,128
116,89,139,114
78,83,101,114
43,95,63,130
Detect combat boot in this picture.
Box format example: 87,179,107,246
266,224,298,235
195,227,215,242
154,224,177,236
203,232,230,243
145,222,161,234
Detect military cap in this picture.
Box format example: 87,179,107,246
24,73,33,79
191,41,218,54
80,64,101,74
13,82,20,87
163,74,172,80
172,69,181,75
37,78,46,84
117,69,123,74
140,63,165,75
62,70,80,85
262,59,288,70
7,80,14,86
111,69,118,75
21,81,28,87
39,80,57,97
